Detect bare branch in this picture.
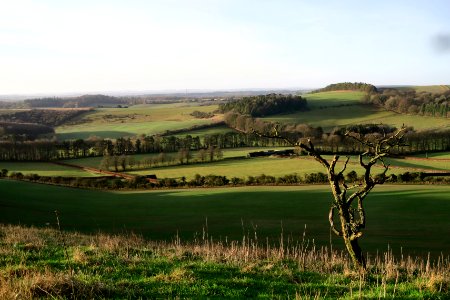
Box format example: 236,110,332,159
338,156,350,176
329,206,343,237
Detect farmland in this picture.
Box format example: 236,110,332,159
0,162,101,177
0,74,449,300
266,91,450,131
55,102,222,139
2,149,448,179
1,180,449,256
128,155,449,180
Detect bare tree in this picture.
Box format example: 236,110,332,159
254,125,407,270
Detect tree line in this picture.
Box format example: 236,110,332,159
98,146,223,172
364,88,450,118
1,122,449,161
3,169,448,190
219,94,308,117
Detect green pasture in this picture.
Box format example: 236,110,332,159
61,147,292,169
265,104,450,131
304,91,365,108
4,149,444,178
173,124,234,137
128,155,444,180
0,180,449,256
0,162,100,177
55,103,222,139
413,152,450,159
386,157,450,171
265,90,450,130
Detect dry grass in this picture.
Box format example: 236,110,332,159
0,224,448,298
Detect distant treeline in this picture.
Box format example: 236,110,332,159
0,109,90,127
1,121,449,161
365,89,450,118
312,82,378,93
219,94,308,117
24,94,129,108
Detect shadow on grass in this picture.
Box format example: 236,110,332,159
56,130,136,140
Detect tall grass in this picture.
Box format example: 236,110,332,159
0,224,448,298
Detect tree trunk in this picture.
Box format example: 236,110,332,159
343,236,366,270
339,211,366,270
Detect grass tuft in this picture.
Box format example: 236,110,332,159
0,224,448,298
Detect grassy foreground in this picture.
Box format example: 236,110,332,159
1,180,449,257
0,225,448,299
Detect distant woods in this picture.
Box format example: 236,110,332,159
219,94,308,117
23,94,128,108
0,109,90,127
312,82,378,93
0,122,54,138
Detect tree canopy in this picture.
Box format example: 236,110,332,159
219,94,308,117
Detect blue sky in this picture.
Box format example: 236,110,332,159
0,0,449,94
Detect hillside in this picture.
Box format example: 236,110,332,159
264,91,450,131
55,103,222,140
1,180,449,255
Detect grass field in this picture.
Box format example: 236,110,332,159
265,91,450,131
0,180,449,256
0,162,101,177
127,154,448,180
2,225,448,299
55,103,222,139
303,91,365,108
173,124,234,137
60,147,292,169
414,152,450,159
2,149,446,178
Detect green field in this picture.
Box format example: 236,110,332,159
304,90,365,108
127,155,447,180
1,180,449,256
173,124,234,138
266,91,450,131
2,149,445,179
414,152,450,159
0,162,100,177
55,103,222,139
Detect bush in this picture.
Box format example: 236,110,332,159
304,172,328,183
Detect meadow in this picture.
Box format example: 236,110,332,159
126,154,448,180
266,91,450,131
55,102,222,139
1,180,449,257
0,162,100,177
2,149,447,179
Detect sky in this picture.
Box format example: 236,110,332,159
0,0,449,95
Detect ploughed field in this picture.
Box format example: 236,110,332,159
1,180,449,257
